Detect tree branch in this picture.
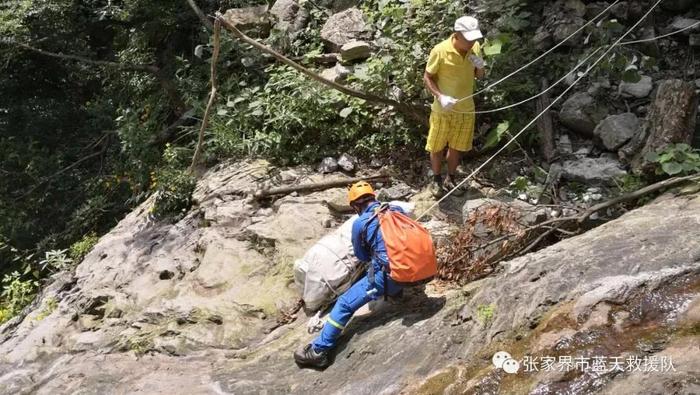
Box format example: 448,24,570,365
190,19,221,171
214,12,428,126
185,0,214,31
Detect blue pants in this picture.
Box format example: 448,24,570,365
311,265,402,351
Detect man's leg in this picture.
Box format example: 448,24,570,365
426,111,449,198
443,112,476,196
307,269,402,352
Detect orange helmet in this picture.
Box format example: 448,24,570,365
348,181,376,204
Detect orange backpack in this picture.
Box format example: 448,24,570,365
363,203,438,286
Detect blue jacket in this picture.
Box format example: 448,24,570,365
350,201,405,271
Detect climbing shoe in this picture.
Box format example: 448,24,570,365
443,177,465,197
429,180,445,198
294,344,330,369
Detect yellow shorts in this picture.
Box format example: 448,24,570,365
425,110,475,153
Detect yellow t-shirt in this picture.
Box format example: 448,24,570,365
425,37,481,113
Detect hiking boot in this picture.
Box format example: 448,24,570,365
443,177,465,197
294,344,330,369
429,180,445,198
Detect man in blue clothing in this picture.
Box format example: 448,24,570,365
294,181,404,369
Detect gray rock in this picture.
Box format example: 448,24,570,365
317,157,338,173
320,63,352,83
337,153,357,172
559,157,627,185
279,169,299,183
270,0,309,33
223,6,271,37
339,40,371,63
558,134,573,154
668,17,700,36
2,160,700,394
552,18,586,44
320,8,370,51
563,0,586,17
377,182,413,201
594,113,641,151
559,92,608,137
610,1,629,20
532,27,553,49
619,75,653,98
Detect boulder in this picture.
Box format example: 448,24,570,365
619,75,653,98
269,0,309,34
556,157,627,185
339,40,371,63
376,182,414,201
320,63,352,83
337,153,357,172
628,80,699,172
594,113,640,151
667,17,700,36
320,8,370,51
559,92,608,137
223,5,271,37
317,157,338,173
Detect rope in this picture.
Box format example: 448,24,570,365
451,0,621,105
620,20,700,45
448,21,700,115
415,0,664,222
449,47,602,114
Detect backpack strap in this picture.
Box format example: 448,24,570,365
360,202,390,253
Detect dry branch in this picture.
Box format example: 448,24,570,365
190,19,221,171
255,174,390,199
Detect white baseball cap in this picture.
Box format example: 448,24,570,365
454,16,483,41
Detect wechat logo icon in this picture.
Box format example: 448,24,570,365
492,351,520,374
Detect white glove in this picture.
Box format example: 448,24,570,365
468,54,486,69
438,94,458,110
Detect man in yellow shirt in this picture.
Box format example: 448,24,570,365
423,16,486,198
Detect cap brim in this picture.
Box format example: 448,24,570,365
461,30,483,41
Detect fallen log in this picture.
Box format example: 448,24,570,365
254,174,390,199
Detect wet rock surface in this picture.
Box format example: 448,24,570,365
1,161,699,394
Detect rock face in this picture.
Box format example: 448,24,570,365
623,79,699,172
270,0,309,33
556,157,627,185
619,75,653,98
320,63,352,83
594,112,640,151
339,40,371,63
223,6,272,37
2,176,697,394
320,8,370,51
559,92,608,137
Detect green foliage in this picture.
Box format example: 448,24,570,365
39,249,73,272
477,304,496,324
645,144,700,176
614,174,647,194
150,145,196,220
209,65,399,164
70,233,100,262
0,271,38,322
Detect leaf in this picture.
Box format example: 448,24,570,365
339,107,353,118
483,38,503,56
644,151,659,162
216,109,228,116
484,121,510,149
662,162,683,175
622,65,641,83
